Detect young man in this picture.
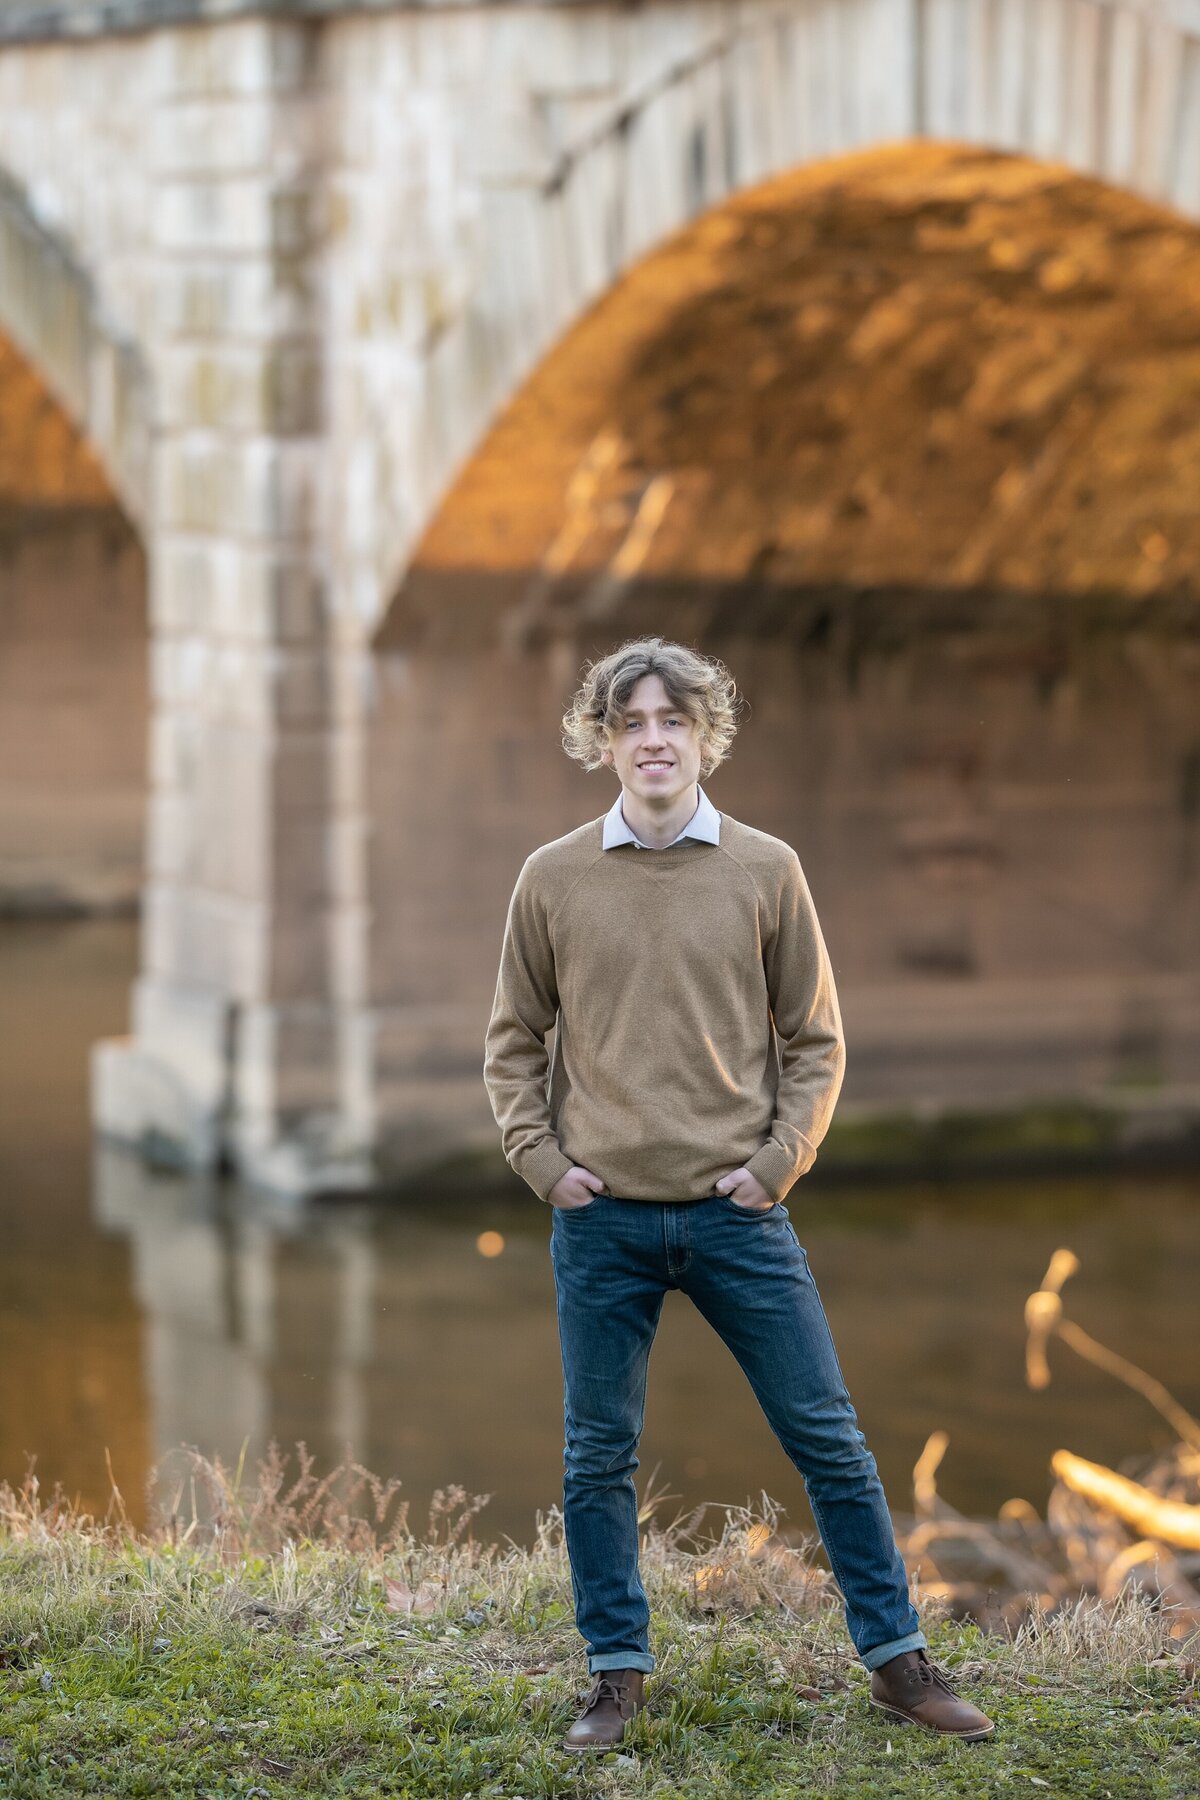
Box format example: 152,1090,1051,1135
484,637,993,1753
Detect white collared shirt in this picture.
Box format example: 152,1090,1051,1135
601,784,722,851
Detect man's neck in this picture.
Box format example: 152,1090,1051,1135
619,782,700,849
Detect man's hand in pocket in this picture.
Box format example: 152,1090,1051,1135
548,1167,605,1210
715,1167,774,1210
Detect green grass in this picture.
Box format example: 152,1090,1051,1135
1,1453,1196,1798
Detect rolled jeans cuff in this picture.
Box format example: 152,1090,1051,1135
860,1628,928,1672
589,1651,655,1675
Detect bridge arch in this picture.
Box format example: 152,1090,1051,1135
369,0,1200,627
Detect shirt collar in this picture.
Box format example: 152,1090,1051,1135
602,784,721,850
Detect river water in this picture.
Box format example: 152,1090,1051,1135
2,918,1197,1551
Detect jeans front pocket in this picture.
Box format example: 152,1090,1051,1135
718,1193,780,1216
553,1192,606,1214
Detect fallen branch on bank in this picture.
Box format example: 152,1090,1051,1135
1051,1450,1200,1553
894,1248,1200,1642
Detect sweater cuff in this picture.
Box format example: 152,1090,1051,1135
515,1137,575,1203
746,1132,818,1204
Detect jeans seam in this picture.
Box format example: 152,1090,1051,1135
807,1494,858,1629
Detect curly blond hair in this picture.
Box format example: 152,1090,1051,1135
561,637,743,780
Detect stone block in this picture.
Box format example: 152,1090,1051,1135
373,999,491,1081
154,176,276,256
158,343,321,436
144,879,269,1000
723,25,783,191
267,438,327,539
327,650,373,728
919,0,971,138
851,0,915,144
152,539,229,635
158,19,316,102
154,438,244,537
154,260,318,342
325,565,387,649
131,972,231,1104
1134,25,1185,198
329,900,370,1010
262,341,324,435
155,436,323,541
272,729,332,812
145,789,193,880
1027,0,1068,160
270,815,331,907
157,545,321,646
150,639,284,733
270,182,324,259
618,1,724,111
149,96,274,177
275,649,331,726
1101,8,1145,187
92,975,235,1168
338,1004,379,1142
457,95,555,187
1062,0,1102,173
621,85,686,264
239,550,326,644
266,905,333,1003
92,1034,223,1171
560,135,623,310
149,711,205,793
233,998,340,1122
326,811,369,907
1168,39,1200,215
149,635,217,710
330,721,367,815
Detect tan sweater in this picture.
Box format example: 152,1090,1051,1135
483,812,846,1204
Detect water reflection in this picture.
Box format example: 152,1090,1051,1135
38,1148,1200,1553
2,919,1198,1550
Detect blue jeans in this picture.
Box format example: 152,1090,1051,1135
549,1191,925,1676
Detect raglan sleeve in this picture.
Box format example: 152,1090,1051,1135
483,854,575,1202
744,850,847,1204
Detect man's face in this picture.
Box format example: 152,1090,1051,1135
599,673,705,804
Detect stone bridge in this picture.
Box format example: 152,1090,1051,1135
2,0,1199,1192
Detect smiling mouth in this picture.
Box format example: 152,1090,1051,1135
639,762,673,771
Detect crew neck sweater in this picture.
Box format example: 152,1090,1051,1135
483,811,846,1205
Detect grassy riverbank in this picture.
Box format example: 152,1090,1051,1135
1,1454,1196,1799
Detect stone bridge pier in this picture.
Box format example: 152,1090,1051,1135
0,0,1198,1193
91,25,375,1195
0,12,378,1192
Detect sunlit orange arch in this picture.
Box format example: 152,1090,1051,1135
381,141,1200,652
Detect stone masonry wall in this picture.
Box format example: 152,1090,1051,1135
0,506,147,912
0,0,1197,1187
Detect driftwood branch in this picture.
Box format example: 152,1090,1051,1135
1051,1451,1200,1553
903,1250,1200,1625
1025,1248,1200,1452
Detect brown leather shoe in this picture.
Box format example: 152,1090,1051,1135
869,1649,994,1739
562,1668,646,1752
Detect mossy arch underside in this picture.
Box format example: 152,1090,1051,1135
0,165,152,528
375,0,1200,627
381,139,1200,653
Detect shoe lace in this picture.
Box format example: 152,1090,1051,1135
585,1674,630,1712
915,1655,957,1697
